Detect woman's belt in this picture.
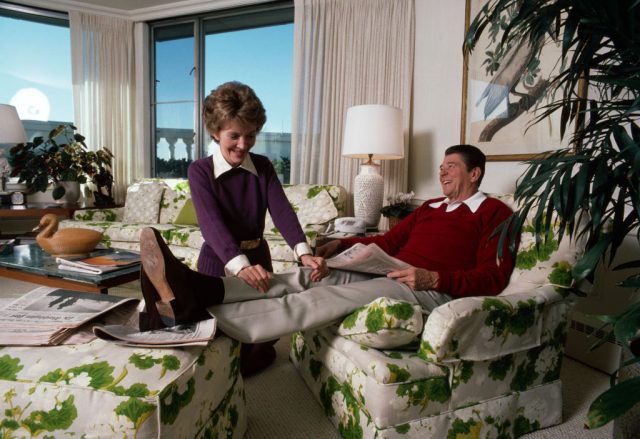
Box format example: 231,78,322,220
239,238,262,250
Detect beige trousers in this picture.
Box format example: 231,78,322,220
209,267,451,343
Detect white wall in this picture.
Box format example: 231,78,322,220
410,0,527,201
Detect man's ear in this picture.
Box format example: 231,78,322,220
470,167,481,183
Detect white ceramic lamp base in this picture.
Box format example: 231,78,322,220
353,163,383,228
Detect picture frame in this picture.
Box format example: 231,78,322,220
460,0,572,161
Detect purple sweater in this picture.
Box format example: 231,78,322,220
188,154,307,276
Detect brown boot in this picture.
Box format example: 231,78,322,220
140,227,224,327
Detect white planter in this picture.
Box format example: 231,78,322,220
55,181,81,204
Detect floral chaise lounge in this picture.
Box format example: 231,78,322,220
290,195,587,438
60,179,347,272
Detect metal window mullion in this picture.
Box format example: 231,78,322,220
149,25,158,177
195,18,204,160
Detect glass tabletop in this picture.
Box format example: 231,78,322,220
0,244,141,284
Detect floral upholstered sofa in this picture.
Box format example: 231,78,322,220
290,195,587,438
60,179,347,272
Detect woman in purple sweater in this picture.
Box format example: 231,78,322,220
186,81,326,374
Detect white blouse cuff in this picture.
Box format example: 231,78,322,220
225,254,251,276
293,242,312,260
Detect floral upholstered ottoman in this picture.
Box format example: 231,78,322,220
0,336,245,438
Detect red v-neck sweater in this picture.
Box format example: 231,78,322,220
340,197,514,297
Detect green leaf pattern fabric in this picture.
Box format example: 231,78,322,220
291,322,564,438
0,337,246,437
336,297,423,349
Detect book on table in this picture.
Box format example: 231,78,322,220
325,242,410,275
56,250,141,275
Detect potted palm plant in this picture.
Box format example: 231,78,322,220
9,124,113,203
465,0,639,433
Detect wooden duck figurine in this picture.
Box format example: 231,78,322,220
34,213,103,257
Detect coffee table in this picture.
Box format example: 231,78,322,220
0,244,140,294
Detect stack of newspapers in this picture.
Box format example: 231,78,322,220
0,287,217,347
0,287,139,345
56,250,141,275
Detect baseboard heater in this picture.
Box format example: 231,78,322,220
565,311,621,375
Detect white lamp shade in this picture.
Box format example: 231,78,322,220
0,104,27,144
342,104,404,160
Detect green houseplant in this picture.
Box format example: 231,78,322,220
465,0,640,431
9,124,113,202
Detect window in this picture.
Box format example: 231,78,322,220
0,2,73,149
151,1,293,181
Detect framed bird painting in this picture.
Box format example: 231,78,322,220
460,0,573,161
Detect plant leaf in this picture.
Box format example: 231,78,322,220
586,376,640,429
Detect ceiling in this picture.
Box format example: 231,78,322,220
15,0,257,20
52,0,189,11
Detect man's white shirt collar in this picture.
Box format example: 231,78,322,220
428,191,487,213
211,144,258,179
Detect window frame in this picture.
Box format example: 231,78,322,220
148,0,294,178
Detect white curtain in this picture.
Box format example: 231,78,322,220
291,0,415,215
69,11,141,204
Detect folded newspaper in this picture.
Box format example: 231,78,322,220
0,287,139,346
326,243,410,275
93,318,217,347
57,250,141,275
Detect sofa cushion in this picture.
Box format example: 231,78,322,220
173,199,198,225
123,181,166,223
264,186,340,233
159,185,190,224
336,297,423,349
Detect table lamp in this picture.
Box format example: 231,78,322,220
342,104,404,228
0,104,27,195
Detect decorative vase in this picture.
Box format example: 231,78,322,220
56,181,81,204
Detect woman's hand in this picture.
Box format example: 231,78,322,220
387,267,438,291
300,254,329,281
315,239,341,258
238,264,272,293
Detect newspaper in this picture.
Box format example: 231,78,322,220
56,250,141,275
0,287,139,346
93,318,217,347
326,243,411,275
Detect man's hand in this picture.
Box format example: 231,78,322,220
238,264,272,293
300,254,329,281
387,267,439,291
316,239,341,258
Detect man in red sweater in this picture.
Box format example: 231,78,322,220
139,144,515,344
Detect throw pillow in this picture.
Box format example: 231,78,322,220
173,199,198,226
159,185,192,224
123,181,166,223
337,297,423,349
